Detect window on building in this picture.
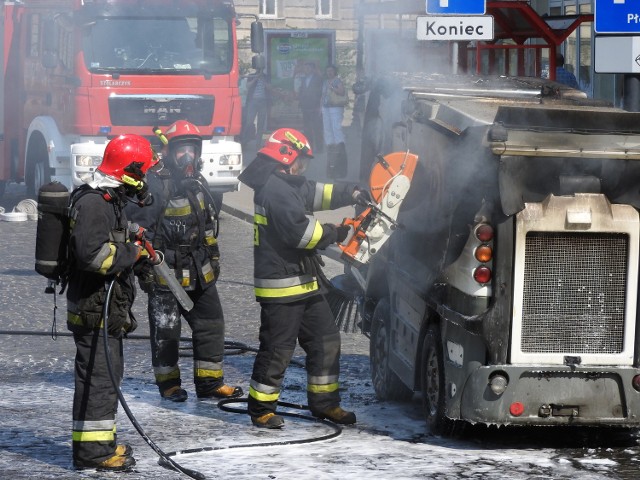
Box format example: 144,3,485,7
316,0,332,18
260,0,277,18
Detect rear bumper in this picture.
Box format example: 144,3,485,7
459,365,640,426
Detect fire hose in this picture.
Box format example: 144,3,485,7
102,277,206,480
96,277,340,478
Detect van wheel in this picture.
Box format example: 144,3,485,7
369,298,413,401
421,323,465,436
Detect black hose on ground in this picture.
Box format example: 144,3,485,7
101,278,206,480
163,397,342,460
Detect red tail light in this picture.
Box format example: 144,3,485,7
475,224,494,242
473,266,492,284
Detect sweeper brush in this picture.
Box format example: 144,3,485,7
327,273,364,333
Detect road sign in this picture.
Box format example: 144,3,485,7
426,0,486,15
595,0,640,34
594,36,640,73
417,15,494,41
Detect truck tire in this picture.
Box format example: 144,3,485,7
369,298,413,401
26,135,50,198
421,323,466,436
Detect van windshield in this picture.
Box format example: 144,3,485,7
82,15,233,75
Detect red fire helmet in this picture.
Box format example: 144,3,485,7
98,134,158,182
164,120,202,160
258,128,313,166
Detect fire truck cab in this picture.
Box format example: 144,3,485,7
0,0,263,200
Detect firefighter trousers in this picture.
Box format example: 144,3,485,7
148,284,226,394
248,295,342,418
72,329,123,465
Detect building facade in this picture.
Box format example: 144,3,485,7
234,0,622,108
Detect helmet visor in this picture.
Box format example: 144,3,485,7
175,144,197,167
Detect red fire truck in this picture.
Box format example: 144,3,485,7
0,0,263,200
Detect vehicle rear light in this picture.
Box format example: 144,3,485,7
473,266,491,284
510,402,525,416
474,244,492,262
489,373,508,395
475,224,494,242
633,375,640,392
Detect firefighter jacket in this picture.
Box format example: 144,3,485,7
66,186,139,335
238,155,357,303
126,165,220,291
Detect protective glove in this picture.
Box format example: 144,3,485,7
134,260,155,293
336,225,350,243
352,188,373,206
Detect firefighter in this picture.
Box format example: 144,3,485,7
68,134,158,471
238,128,366,428
126,120,242,403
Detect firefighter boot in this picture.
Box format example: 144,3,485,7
115,444,133,457
251,412,285,429
74,453,136,472
161,385,188,402
196,379,243,399
311,406,357,425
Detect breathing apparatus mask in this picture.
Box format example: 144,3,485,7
121,161,153,206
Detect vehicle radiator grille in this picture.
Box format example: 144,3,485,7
521,232,628,354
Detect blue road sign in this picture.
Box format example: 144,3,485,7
426,0,486,15
595,0,640,34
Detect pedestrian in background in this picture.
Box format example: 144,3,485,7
68,134,158,471
297,61,324,154
126,120,243,403
554,53,579,89
238,128,368,429
351,66,370,131
242,67,271,146
322,64,348,179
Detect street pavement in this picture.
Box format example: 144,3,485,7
1,139,639,479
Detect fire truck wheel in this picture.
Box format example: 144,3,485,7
421,323,466,437
26,135,50,198
369,298,413,402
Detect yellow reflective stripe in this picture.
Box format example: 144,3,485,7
254,213,267,225
67,312,103,328
155,369,180,383
72,428,115,442
97,244,117,275
307,382,339,394
249,385,280,402
255,280,318,298
195,368,223,379
166,206,191,216
204,232,217,245
321,184,334,210
305,221,323,250
67,312,84,326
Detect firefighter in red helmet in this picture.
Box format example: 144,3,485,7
67,134,158,471
126,120,242,404
238,128,368,428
